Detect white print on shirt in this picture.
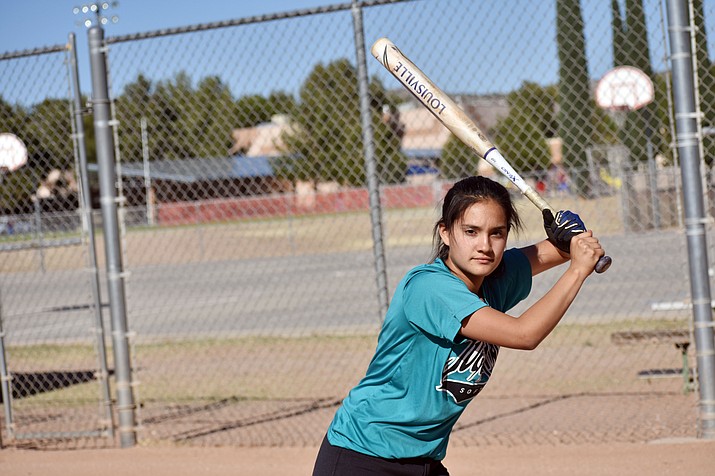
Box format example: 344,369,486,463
436,339,499,404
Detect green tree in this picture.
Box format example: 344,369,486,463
623,0,656,164
0,96,75,213
0,168,37,214
190,75,237,156
609,0,669,166
279,59,404,187
0,97,32,213
234,92,297,129
442,83,557,180
114,72,298,164
157,71,197,159
266,91,297,118
625,0,651,76
113,73,188,162
439,134,479,180
114,74,153,163
234,95,272,128
556,0,594,196
0,96,18,132
26,98,74,172
611,0,628,67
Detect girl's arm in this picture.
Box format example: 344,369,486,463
519,239,569,276
460,231,603,350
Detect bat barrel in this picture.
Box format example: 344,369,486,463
371,38,493,158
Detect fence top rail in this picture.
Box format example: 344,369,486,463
0,44,67,61
105,0,411,45
0,1,410,58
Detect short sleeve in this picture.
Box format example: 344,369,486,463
402,270,487,342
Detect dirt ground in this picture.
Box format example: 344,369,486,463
2,438,715,475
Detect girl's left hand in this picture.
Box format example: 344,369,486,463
543,209,586,253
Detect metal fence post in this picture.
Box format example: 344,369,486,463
87,25,137,447
68,32,116,440
352,0,390,319
666,0,715,439
0,287,14,444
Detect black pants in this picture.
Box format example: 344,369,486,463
312,435,450,476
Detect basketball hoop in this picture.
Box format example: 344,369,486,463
0,133,28,173
595,66,654,111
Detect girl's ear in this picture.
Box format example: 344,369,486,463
439,223,451,248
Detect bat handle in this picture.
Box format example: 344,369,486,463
595,255,612,274
522,188,612,274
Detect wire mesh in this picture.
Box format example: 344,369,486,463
1,0,714,448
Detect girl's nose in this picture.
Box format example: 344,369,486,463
476,234,491,252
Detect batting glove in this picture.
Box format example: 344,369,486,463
543,209,586,254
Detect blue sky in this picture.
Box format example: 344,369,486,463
1,1,712,56
0,0,362,103
1,0,713,103
0,1,342,51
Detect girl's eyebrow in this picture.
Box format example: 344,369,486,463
460,223,508,231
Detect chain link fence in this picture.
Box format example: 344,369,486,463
0,42,115,446
1,0,714,449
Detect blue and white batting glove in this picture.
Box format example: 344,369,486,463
543,209,586,254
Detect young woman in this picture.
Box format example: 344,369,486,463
312,176,604,476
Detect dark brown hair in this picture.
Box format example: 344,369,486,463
431,176,522,262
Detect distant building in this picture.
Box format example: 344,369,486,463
229,114,291,157
394,94,510,182
227,94,510,184
89,155,284,206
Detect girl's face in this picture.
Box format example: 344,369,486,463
439,199,508,292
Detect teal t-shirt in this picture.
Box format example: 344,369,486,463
327,248,532,460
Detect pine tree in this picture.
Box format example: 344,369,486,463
556,0,594,196
626,0,652,76
611,0,628,67
619,0,663,165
